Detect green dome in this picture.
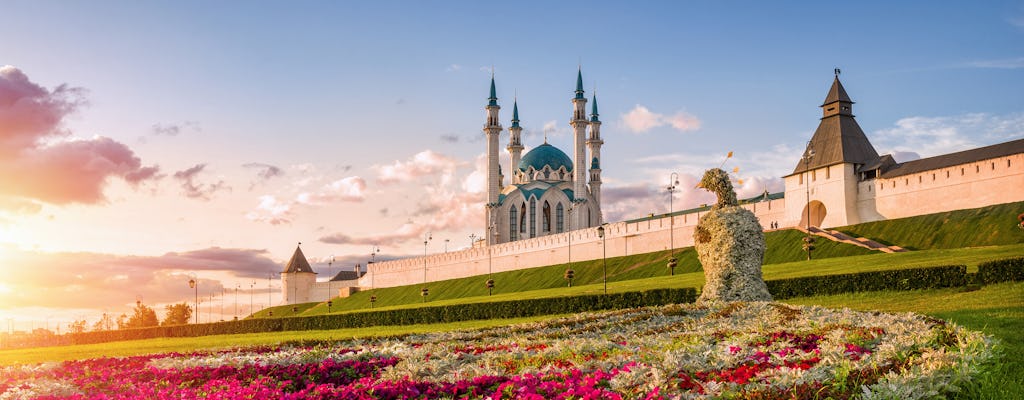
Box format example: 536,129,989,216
518,143,573,172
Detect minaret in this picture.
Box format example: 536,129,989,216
569,68,589,230
507,98,524,184
587,93,604,224
484,74,502,245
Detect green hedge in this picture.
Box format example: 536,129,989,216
66,288,697,346
978,257,1024,284
766,264,967,300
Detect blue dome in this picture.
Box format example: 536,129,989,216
518,143,573,172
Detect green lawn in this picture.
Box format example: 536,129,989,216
275,243,1024,318
836,200,1024,250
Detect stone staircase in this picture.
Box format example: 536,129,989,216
794,226,908,253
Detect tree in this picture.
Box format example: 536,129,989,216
68,319,88,334
124,302,158,329
161,303,192,326
93,313,114,331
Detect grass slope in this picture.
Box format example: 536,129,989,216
256,230,876,318
836,200,1024,250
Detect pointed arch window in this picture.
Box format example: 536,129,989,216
542,201,551,232
556,203,565,233
509,206,518,242
519,203,526,234
529,198,537,238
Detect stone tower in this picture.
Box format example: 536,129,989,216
569,68,589,229
784,71,879,228
280,244,316,305
484,75,503,245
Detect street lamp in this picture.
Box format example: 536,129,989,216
328,255,334,304
667,172,680,275
422,231,432,302
566,203,576,287
803,142,816,260
444,239,450,253
249,281,255,317
597,225,607,295
187,276,198,324
234,284,239,320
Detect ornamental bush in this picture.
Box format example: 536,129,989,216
977,256,1024,284
65,288,697,346
766,264,967,299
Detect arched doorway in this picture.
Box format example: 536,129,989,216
799,200,827,228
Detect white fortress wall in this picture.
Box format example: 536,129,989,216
358,198,785,290
858,154,1024,221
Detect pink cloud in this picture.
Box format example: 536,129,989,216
298,176,367,204
620,104,701,134
0,247,281,310
246,195,294,225
376,150,463,185
0,66,160,210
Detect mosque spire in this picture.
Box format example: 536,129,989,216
574,67,585,100
511,97,520,128
590,93,600,122
488,72,498,106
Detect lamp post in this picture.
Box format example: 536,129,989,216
187,276,198,324
468,233,477,248
249,281,255,317
803,142,816,260
234,284,239,320
565,203,576,287
444,239,449,253
370,245,380,290
597,225,607,294
486,216,496,295
422,231,432,302
328,255,334,303
667,172,680,275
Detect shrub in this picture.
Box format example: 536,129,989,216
977,257,1024,284
66,288,696,346
766,265,967,299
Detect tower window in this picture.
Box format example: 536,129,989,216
1008,159,1012,168
529,199,536,238
509,207,518,241
932,173,935,181
556,203,564,233
918,176,922,183
520,204,526,233
812,170,816,182
976,165,980,173
825,167,830,179
799,173,804,185
542,201,551,232
961,168,965,176
992,162,995,170
946,170,950,178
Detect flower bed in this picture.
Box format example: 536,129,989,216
1,302,997,399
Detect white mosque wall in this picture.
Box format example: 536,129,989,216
356,198,786,291
857,153,1024,222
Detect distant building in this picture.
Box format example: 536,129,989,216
281,72,1023,305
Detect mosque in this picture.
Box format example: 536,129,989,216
281,70,1024,305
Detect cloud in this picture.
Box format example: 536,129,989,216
245,195,294,225
297,176,367,204
375,150,464,185
173,164,230,200
0,247,281,310
440,134,460,143
964,57,1024,69
620,105,701,133
872,112,1024,158
320,221,427,247
247,176,367,225
243,162,284,189
0,65,160,210
151,121,200,137
446,64,462,72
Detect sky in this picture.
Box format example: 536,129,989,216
1,1,1022,331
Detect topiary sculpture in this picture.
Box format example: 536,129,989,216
693,168,773,304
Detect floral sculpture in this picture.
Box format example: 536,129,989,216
693,167,773,303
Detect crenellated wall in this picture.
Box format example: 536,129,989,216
857,154,1024,222
356,198,786,290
